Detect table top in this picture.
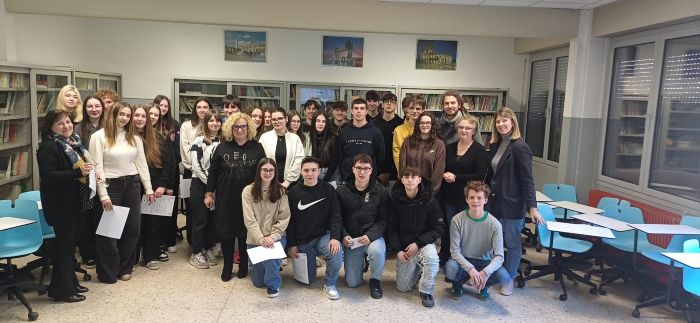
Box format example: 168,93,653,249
628,223,700,235
536,191,553,202
662,253,700,269
546,221,615,238
547,200,603,214
0,217,36,231
572,213,634,232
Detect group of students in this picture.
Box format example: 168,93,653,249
36,86,542,308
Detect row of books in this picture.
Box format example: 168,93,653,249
0,151,29,178
0,92,19,114
232,86,279,98
617,142,643,154
0,72,28,89
240,98,280,109
0,121,19,144
464,95,498,112
479,115,495,132
36,75,65,89
36,93,56,114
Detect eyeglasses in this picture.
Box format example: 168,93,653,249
457,126,475,131
290,120,301,123
353,166,372,173
419,121,432,126
260,168,275,174
233,125,248,131
271,117,286,122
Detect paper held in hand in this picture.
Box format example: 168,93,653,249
95,206,130,239
247,241,286,264
292,253,310,284
140,195,175,217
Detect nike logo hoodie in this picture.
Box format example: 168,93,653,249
287,181,343,247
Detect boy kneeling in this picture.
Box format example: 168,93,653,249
445,181,510,300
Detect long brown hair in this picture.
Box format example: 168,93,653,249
77,95,105,141
133,104,162,168
252,158,285,203
310,110,336,166
199,109,223,145
287,110,307,146
406,111,440,151
153,94,176,133
104,102,138,148
190,97,212,127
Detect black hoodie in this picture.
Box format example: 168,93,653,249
337,121,385,180
336,176,389,241
287,181,342,247
386,177,444,252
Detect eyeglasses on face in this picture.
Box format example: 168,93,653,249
271,117,286,122
353,166,372,173
260,168,275,174
233,125,248,131
419,121,432,126
458,126,475,131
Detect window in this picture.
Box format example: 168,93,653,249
524,50,568,163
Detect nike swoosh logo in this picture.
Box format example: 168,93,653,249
298,198,326,210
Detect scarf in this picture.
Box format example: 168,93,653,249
52,133,90,185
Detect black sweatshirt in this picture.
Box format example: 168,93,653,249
336,177,389,241
337,122,385,180
287,181,343,247
386,178,444,252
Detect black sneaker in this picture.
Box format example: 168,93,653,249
420,292,435,307
267,288,279,298
83,259,96,269
369,278,383,299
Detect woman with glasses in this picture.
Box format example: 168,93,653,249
259,108,305,189
287,110,310,156
438,114,488,266
399,111,445,195
242,159,290,298
246,106,265,141
205,113,266,282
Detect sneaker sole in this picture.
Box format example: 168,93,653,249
323,288,340,300
267,292,279,298
190,262,209,269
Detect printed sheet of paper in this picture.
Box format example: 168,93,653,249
89,170,97,199
96,206,130,239
292,253,310,284
247,241,286,265
179,176,192,199
141,195,175,217
350,237,364,249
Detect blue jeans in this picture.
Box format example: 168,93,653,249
439,201,467,263
500,218,524,279
396,244,439,294
247,236,287,290
343,237,386,287
445,258,510,289
296,233,343,287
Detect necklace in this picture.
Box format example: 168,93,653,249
457,140,473,156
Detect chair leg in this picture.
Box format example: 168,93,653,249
556,267,568,301
522,265,556,282
10,286,38,321
633,294,667,318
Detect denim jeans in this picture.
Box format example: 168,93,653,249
439,200,467,264
395,244,439,294
501,218,525,279
248,236,287,290
343,237,386,287
444,258,510,289
295,232,343,287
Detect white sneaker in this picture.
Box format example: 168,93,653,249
281,258,288,266
190,252,210,269
167,245,177,253
212,243,222,257
146,261,160,270
499,279,514,296
316,256,325,267
205,249,218,266
323,285,340,300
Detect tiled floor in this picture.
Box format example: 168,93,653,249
0,236,686,322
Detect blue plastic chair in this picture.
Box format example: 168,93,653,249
603,205,663,253
0,199,42,320
596,197,631,210
543,183,578,218
683,239,700,297
17,191,55,239
518,203,598,301
641,215,700,267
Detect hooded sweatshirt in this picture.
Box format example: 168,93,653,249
336,176,389,241
386,177,444,252
337,121,385,180
287,181,343,247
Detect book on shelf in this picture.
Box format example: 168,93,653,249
0,72,28,89
10,151,28,176
0,92,16,114
0,121,17,143
464,96,498,112
35,75,64,89
479,115,494,132
37,93,54,114
0,182,21,200
0,155,11,178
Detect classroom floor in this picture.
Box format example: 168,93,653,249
0,222,688,323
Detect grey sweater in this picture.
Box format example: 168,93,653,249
490,133,512,173
449,210,504,276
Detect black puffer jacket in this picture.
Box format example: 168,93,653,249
336,176,389,241
386,178,444,252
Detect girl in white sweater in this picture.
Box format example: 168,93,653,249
259,108,305,188
89,102,154,283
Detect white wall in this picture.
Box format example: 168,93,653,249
12,14,526,108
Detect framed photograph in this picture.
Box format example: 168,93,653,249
323,36,364,68
416,39,458,71
225,31,267,62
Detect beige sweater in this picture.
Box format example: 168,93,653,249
242,184,291,245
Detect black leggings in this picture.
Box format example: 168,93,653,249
221,234,248,275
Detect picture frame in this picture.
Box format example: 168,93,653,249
322,36,364,68
416,39,458,71
225,31,267,62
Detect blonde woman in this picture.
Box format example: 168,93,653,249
54,85,84,123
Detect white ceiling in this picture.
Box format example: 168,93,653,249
379,0,617,9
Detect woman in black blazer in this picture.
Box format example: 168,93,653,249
37,110,94,303
485,107,543,295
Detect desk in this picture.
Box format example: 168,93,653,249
547,201,603,219
573,213,634,232
546,221,615,239
0,217,36,231
536,191,553,202
662,252,700,316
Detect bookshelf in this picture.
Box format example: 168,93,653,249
230,81,284,110
174,79,227,123
0,65,33,199
74,71,122,99
398,87,507,143
341,86,397,117
287,83,341,111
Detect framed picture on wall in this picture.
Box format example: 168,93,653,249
416,39,457,71
322,36,364,67
225,31,267,62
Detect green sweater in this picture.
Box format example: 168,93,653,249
449,210,504,276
